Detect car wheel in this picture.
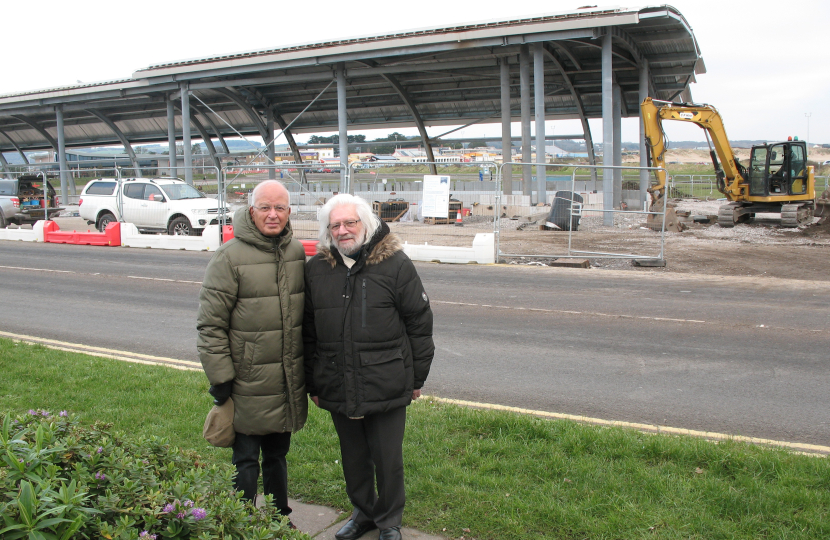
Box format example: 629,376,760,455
0,210,6,229
97,212,116,232
168,216,195,236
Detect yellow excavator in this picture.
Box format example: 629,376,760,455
641,97,816,227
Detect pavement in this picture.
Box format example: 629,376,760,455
281,498,445,540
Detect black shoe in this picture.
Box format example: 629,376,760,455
378,526,402,540
335,519,377,540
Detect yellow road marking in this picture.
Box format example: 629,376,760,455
426,396,830,456
0,330,201,371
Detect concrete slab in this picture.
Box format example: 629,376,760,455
549,258,590,268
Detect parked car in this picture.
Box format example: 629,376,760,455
78,177,231,235
0,175,63,228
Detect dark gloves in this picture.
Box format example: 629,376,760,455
208,380,233,405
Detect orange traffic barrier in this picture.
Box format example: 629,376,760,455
43,221,121,247
300,239,318,257
221,224,317,256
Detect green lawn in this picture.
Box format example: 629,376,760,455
1,338,828,539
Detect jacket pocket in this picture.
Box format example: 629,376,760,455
359,348,407,402
236,341,256,382
313,351,345,402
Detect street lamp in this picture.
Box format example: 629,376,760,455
805,112,811,147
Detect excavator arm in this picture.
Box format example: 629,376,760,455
641,97,746,205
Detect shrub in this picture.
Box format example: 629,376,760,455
0,410,308,540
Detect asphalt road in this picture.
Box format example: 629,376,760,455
1,241,828,447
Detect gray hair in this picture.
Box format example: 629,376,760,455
318,194,381,250
250,180,288,208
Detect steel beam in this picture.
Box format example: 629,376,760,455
0,131,29,164
55,106,71,197
602,33,613,225
500,57,513,195
12,116,59,150
167,98,177,178
85,109,143,177
519,46,532,196
357,60,437,176
181,84,193,185
533,43,546,205
337,63,348,192
541,45,597,183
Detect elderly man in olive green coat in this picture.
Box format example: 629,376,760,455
197,180,306,520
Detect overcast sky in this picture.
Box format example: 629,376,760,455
4,0,828,145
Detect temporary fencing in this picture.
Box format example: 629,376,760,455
496,162,669,262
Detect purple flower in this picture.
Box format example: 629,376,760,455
191,508,207,521
18,458,24,463
177,512,186,519
183,500,193,508
139,532,157,540
28,410,36,415
59,411,68,417
162,503,175,513
41,411,50,417
95,472,106,480
96,447,103,454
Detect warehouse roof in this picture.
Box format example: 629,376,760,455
0,4,703,154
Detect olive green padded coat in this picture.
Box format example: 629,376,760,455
197,207,307,435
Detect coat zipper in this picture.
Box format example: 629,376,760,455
361,279,367,328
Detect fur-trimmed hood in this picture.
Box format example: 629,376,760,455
317,220,402,269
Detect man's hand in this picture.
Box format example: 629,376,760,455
412,389,421,400
311,396,320,407
208,381,233,406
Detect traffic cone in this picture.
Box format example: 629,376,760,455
455,211,463,227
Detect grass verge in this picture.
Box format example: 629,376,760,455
1,337,828,539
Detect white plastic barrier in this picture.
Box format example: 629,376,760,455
120,223,223,251
0,222,45,242
402,233,494,264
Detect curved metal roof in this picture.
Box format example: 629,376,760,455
0,4,703,154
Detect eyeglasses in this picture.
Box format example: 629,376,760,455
328,219,361,231
253,204,289,214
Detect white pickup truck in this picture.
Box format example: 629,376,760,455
0,175,64,228
79,177,231,235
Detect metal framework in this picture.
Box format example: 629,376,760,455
0,5,703,196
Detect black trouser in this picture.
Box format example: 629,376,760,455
331,407,407,529
232,431,292,515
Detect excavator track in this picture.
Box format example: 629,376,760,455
780,203,814,227
717,202,741,228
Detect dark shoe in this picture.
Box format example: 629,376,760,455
335,519,377,540
378,526,402,540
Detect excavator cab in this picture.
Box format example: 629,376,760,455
748,141,808,197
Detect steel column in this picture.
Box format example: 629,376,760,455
519,46,532,197
167,98,177,178
639,59,650,209
266,108,276,180
602,33,614,225
613,83,622,208
336,63,349,193
181,83,193,186
500,57,513,195
533,43,546,205
0,152,9,178
55,106,71,198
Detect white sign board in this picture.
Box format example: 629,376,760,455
421,175,451,218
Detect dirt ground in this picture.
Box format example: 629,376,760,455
498,198,830,282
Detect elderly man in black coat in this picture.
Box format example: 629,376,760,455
304,194,434,540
